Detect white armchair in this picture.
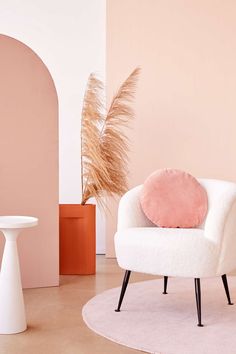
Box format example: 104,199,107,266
114,179,236,326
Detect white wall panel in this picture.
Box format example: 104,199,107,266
0,0,106,253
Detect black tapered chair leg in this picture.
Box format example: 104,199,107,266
222,274,234,305
115,270,131,312
194,278,203,327
163,276,168,294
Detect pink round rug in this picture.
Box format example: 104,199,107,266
82,277,236,354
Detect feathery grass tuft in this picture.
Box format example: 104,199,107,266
81,68,140,209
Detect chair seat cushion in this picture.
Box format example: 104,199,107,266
115,228,218,278
140,169,208,228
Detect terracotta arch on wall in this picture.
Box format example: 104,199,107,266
0,34,59,288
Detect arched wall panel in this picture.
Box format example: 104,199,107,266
0,34,59,288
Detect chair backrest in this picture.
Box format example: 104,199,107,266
118,178,236,235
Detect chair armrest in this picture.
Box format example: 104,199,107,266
216,199,236,274
202,179,236,245
117,185,155,231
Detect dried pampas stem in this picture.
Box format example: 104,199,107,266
100,67,141,198
81,68,140,209
81,73,108,205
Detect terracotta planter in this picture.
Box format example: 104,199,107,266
59,204,96,275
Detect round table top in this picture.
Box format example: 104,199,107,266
0,216,38,229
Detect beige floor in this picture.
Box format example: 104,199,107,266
0,256,158,354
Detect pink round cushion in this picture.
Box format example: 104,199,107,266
140,169,208,228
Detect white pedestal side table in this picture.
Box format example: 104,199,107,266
0,216,38,334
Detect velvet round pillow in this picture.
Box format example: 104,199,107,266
140,169,208,228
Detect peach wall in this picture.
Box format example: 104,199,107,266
0,35,59,288
106,0,236,256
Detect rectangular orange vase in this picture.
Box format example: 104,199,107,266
59,204,96,275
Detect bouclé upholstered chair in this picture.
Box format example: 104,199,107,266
114,179,236,326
